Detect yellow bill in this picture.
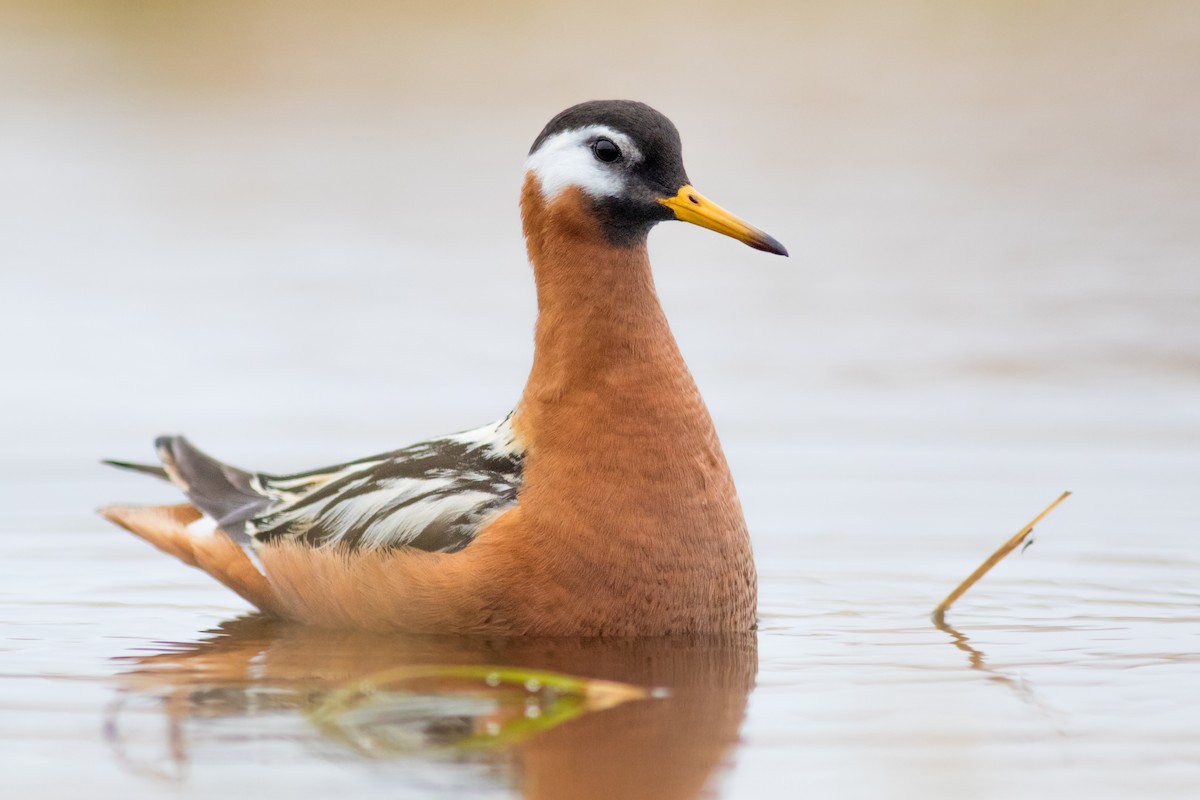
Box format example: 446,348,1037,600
659,185,787,256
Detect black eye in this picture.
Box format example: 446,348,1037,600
592,138,621,163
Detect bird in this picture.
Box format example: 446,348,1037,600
100,100,787,636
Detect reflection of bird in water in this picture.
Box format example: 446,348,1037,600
100,100,786,636
108,615,758,800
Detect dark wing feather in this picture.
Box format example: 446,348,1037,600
105,415,523,553
154,436,271,543
249,417,523,552
101,459,170,481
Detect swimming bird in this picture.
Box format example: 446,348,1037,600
101,100,787,636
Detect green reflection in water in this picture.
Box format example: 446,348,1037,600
109,615,756,800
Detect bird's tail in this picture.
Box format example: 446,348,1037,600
97,503,279,614
103,436,272,543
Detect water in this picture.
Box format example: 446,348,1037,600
2,1,1198,797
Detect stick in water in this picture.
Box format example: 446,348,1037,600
932,491,1072,625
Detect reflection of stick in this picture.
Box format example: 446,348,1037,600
932,491,1072,625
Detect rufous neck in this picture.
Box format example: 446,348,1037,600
519,177,678,384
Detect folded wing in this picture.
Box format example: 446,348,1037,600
108,414,523,553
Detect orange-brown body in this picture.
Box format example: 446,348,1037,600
103,178,757,635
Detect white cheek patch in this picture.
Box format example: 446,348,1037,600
524,125,640,202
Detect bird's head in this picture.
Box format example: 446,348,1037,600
524,100,787,257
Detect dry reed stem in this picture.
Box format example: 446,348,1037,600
932,491,1072,625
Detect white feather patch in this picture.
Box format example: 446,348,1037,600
524,125,641,201
446,416,522,458
187,514,218,539
356,490,498,550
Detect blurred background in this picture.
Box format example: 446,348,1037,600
2,0,1197,544
1,2,1198,798
2,0,1197,540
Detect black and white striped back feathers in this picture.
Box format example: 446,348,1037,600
111,415,524,553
